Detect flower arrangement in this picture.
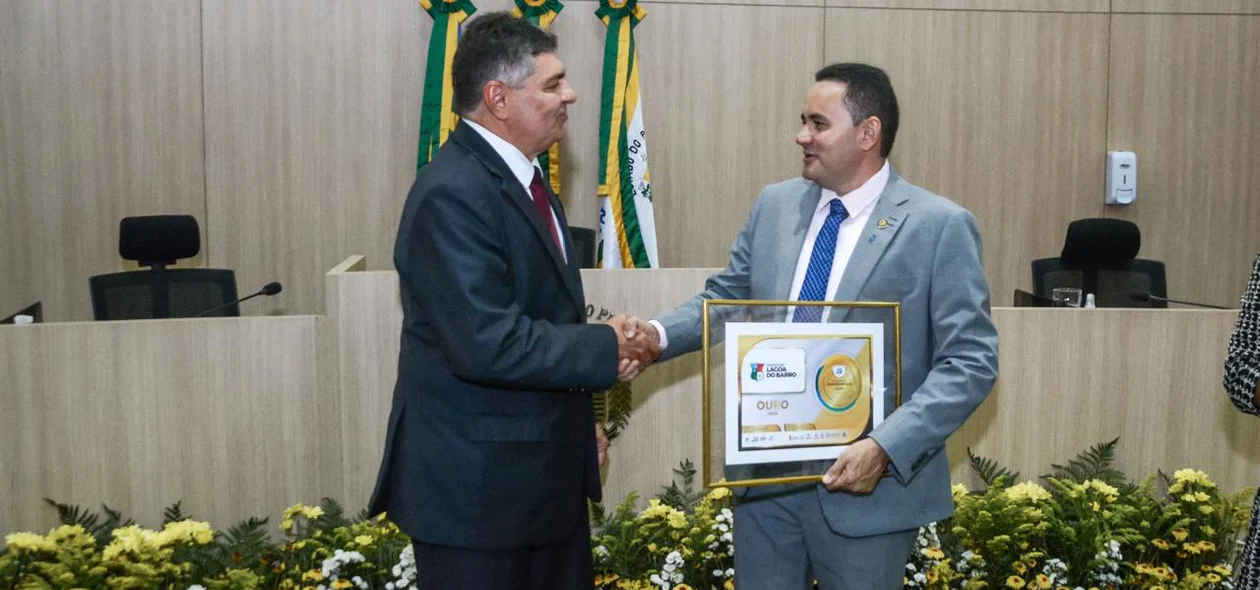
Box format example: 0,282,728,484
905,440,1253,590
0,440,1253,590
590,461,735,590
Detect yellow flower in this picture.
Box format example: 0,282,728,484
1007,575,1026,588
302,570,324,582
1083,480,1120,502
101,526,161,560
1195,491,1211,502
1200,505,1215,515
1203,525,1216,536
647,543,658,553
709,487,732,500
282,518,295,532
1013,562,1027,575
302,506,324,519
332,580,353,590
4,532,55,553
1171,528,1189,541
1152,539,1170,550
725,581,735,590
927,570,939,583
1172,469,1217,489
675,585,694,590
1208,573,1222,583
639,499,672,520
953,484,970,501
667,511,688,529
1183,542,1202,555
1182,493,1200,503
1004,482,1051,503
922,547,945,560
1091,501,1101,512
1199,541,1217,552
157,520,215,546
354,535,374,547
1214,565,1233,576
1035,574,1051,588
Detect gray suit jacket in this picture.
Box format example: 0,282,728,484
655,169,998,537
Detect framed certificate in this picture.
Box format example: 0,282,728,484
701,300,901,489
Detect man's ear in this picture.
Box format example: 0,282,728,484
483,81,511,122
859,116,883,153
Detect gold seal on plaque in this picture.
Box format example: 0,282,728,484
816,353,863,412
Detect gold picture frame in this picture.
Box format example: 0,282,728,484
701,299,902,489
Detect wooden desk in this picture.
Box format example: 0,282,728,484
2,259,1252,537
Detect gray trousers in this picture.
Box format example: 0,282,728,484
734,486,917,590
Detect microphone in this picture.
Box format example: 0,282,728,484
1128,290,1228,310
195,281,283,317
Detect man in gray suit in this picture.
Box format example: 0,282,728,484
637,63,999,588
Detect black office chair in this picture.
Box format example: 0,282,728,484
1030,218,1167,308
569,226,598,269
89,216,240,320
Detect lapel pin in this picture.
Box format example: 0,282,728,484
877,218,889,229
867,234,876,244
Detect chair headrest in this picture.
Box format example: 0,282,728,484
119,215,200,265
1060,218,1140,266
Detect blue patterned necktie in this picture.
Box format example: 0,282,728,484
793,199,849,322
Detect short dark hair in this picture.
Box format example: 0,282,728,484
814,63,899,158
451,12,557,116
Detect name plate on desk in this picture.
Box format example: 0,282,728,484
702,300,901,488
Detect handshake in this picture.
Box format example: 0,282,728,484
606,315,662,381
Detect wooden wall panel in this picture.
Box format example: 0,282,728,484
201,0,427,316
1113,0,1260,14
824,8,1110,304
0,0,205,322
0,317,338,534
1106,14,1260,307
826,0,1105,11
631,4,826,268
952,309,1258,494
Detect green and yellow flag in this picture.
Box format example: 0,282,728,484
512,0,565,196
595,0,657,268
416,0,477,172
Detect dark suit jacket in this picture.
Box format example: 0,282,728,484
368,122,618,549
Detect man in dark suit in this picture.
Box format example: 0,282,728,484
368,13,657,590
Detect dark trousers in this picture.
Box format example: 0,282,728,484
413,509,594,590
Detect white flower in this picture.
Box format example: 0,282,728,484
725,568,735,577
914,573,926,583
188,586,206,590
714,569,724,578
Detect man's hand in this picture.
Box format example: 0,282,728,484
596,422,610,469
821,438,889,494
607,315,661,381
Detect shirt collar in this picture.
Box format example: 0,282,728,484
464,119,539,188
816,161,891,217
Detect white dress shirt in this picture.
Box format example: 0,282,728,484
464,120,567,261
650,162,890,349
786,161,889,321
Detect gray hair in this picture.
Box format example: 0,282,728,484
451,13,557,116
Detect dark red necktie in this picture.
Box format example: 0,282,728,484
529,167,563,253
